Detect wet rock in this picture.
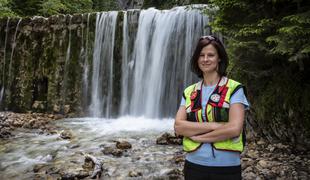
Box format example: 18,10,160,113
171,154,185,164
257,138,266,145
116,141,132,150
102,146,123,157
53,104,61,113
241,158,254,169
156,132,182,145
60,130,73,140
243,171,257,180
33,164,47,173
64,105,71,114
32,101,46,110
60,168,89,180
166,168,183,179
128,170,142,177
54,114,64,120
0,128,12,138
258,160,268,168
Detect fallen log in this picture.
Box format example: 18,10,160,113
84,154,103,179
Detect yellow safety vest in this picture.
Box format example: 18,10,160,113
182,77,245,153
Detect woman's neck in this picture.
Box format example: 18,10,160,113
202,72,220,86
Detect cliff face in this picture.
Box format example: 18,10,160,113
0,14,97,115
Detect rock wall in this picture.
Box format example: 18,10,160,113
0,14,98,115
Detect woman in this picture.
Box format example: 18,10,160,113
174,35,249,180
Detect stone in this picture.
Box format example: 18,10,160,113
166,168,183,179
64,105,71,114
172,154,185,164
156,132,182,145
0,128,12,138
128,170,142,177
116,141,132,150
243,172,257,180
53,105,61,113
60,130,73,140
54,114,64,120
258,160,268,168
102,147,123,157
257,139,266,145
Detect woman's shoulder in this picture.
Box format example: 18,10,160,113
183,81,201,94
225,77,243,87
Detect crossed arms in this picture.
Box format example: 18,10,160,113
174,103,245,143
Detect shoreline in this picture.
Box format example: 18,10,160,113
0,111,309,179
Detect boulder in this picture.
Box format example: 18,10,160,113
116,141,132,150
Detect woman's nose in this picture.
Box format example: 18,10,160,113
203,56,209,61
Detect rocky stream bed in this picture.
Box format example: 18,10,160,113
0,112,309,179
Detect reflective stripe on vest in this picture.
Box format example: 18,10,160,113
182,77,244,153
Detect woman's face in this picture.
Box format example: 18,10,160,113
198,44,220,75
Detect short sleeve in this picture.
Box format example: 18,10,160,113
180,96,186,107
230,88,250,109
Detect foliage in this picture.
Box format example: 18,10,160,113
92,0,120,11
39,0,66,16
142,0,208,9
61,0,93,14
4,0,119,17
207,0,310,143
0,0,17,17
10,0,42,16
208,0,310,69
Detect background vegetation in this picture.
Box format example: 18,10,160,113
0,0,120,17
207,0,310,145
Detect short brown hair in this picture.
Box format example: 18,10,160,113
190,35,229,78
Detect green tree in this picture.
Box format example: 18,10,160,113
10,0,42,16
0,0,16,17
39,0,66,16
61,0,93,14
207,0,310,145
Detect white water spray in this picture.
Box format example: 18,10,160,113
89,12,118,117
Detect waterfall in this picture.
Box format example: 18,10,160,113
0,18,10,107
82,13,91,111
6,18,22,105
62,15,72,108
89,11,118,117
0,6,209,117
120,7,208,118
120,11,129,115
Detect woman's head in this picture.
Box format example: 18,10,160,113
190,35,228,78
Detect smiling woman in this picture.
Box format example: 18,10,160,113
174,35,249,180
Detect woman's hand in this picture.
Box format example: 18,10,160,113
188,103,245,143
174,106,224,137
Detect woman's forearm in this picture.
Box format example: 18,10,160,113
190,122,241,142
190,103,245,143
174,120,223,137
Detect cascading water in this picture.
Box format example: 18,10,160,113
120,7,209,118
88,6,208,118
0,18,10,107
62,15,72,108
89,11,118,117
120,11,130,115
82,13,91,111
6,18,22,105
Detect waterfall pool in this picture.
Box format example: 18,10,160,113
0,117,183,179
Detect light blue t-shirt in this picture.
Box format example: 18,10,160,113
180,83,249,167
